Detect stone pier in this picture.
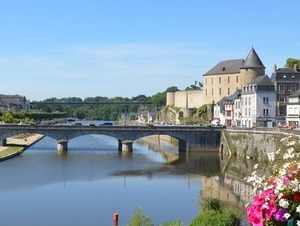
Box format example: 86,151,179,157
120,140,133,152
57,139,68,152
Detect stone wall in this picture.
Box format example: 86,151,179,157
222,129,284,161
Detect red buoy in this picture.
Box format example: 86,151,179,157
113,213,119,221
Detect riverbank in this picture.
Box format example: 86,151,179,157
0,133,44,161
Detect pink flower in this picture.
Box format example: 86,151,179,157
247,205,264,226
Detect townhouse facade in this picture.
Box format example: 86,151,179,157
271,64,300,124
214,75,276,128
213,91,240,127
240,75,276,128
286,89,300,128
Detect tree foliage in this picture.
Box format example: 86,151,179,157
127,207,154,226
185,81,203,90
285,58,300,68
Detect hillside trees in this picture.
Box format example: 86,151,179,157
25,86,184,121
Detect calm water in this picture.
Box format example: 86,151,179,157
0,123,227,226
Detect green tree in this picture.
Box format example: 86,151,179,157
285,58,300,68
165,86,179,92
185,81,203,90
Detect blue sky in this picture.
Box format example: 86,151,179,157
0,0,299,101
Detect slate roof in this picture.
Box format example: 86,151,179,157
271,68,300,81
203,59,244,76
241,47,265,69
203,47,264,76
245,75,275,92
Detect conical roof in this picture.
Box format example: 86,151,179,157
241,47,265,69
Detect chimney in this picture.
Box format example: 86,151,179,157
294,64,299,72
273,64,277,72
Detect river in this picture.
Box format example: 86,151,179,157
0,121,250,226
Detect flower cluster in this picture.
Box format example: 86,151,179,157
246,135,300,226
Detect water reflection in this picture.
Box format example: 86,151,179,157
0,133,254,225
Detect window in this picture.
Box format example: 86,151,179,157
205,78,207,85
219,77,221,84
263,109,269,116
248,108,251,116
228,76,230,83
219,88,221,95
279,108,285,116
292,84,297,92
279,84,285,91
279,96,285,102
249,97,251,105
226,120,232,126
211,78,213,84
226,111,231,117
245,97,247,106
205,89,207,96
212,88,213,95
236,76,238,83
263,97,269,104
228,87,230,95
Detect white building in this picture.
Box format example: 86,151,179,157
213,91,241,127
212,97,226,125
240,75,276,128
233,91,242,127
286,89,300,128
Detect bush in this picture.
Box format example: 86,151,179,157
127,207,154,226
189,209,240,226
190,192,242,226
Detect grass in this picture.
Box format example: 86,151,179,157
0,146,25,158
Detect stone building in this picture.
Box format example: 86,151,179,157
202,47,265,105
166,47,265,121
0,94,30,111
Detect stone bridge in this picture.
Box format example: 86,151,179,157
0,125,222,152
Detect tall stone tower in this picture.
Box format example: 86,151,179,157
239,47,265,87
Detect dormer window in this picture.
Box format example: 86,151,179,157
283,75,287,78
222,67,226,72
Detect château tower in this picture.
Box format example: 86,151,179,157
239,47,265,87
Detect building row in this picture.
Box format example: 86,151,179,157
166,47,300,128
